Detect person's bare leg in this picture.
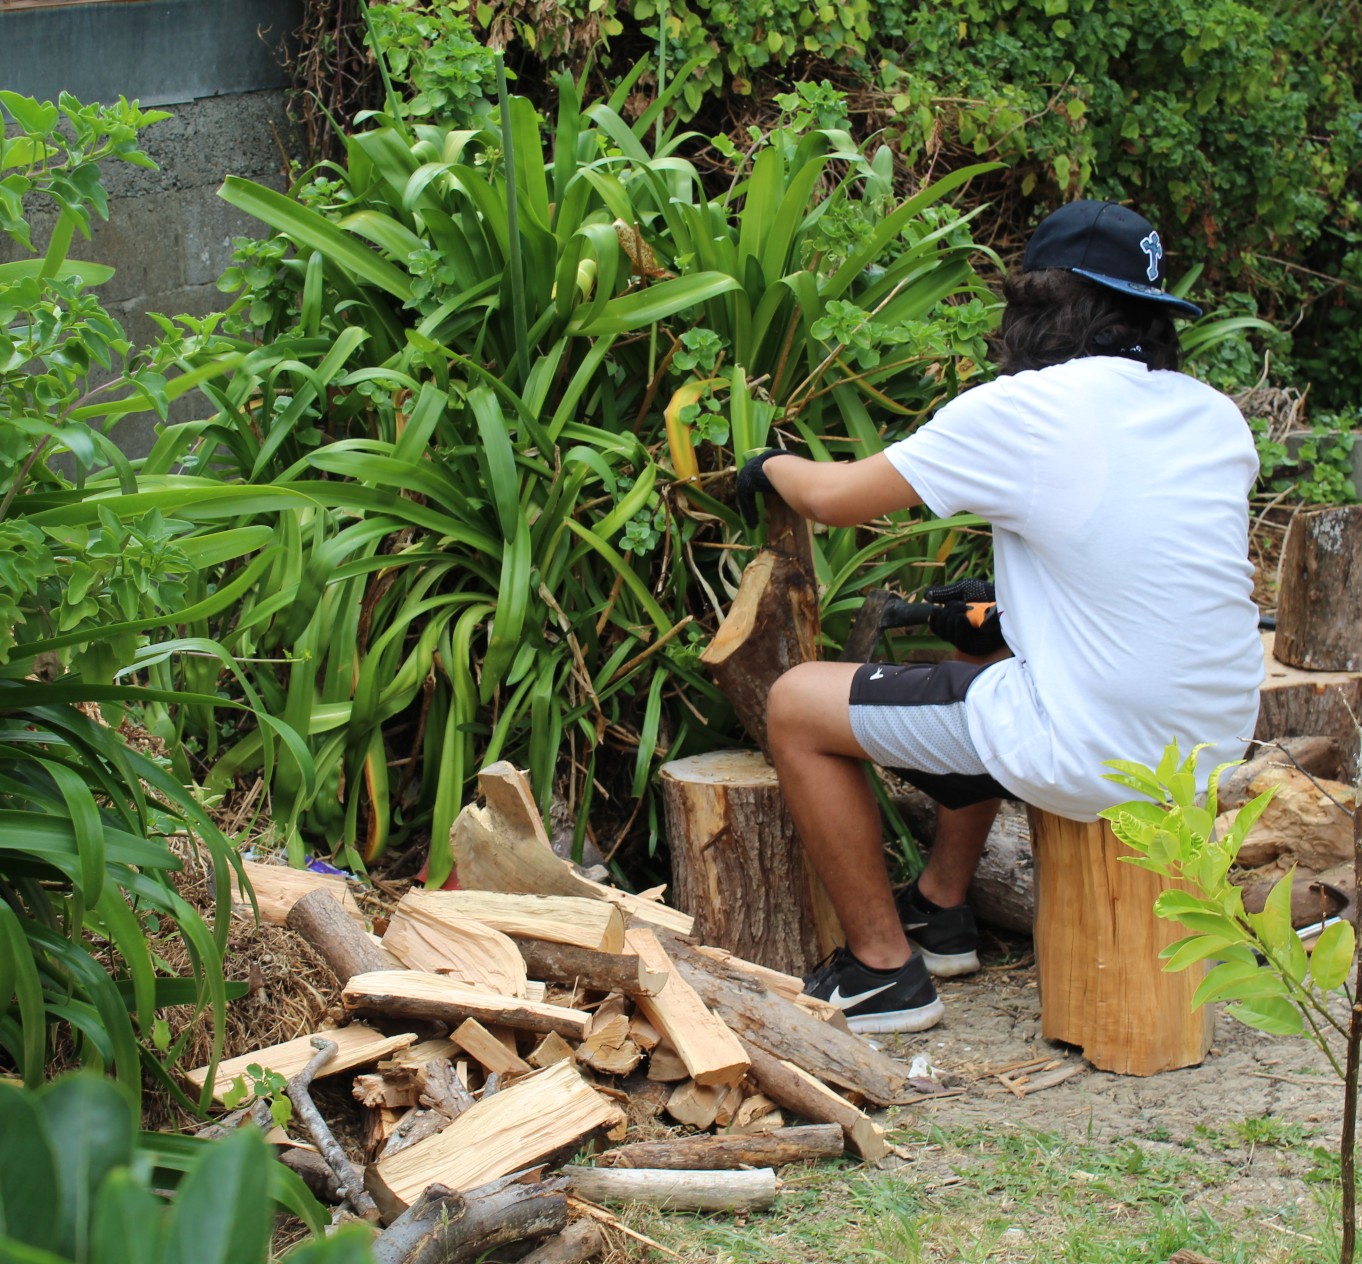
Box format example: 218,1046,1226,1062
766,661,909,971
916,799,1000,908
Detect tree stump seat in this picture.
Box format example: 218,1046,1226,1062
1028,807,1213,1076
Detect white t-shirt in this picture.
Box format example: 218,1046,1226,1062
884,356,1263,820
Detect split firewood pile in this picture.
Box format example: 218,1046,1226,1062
189,762,931,1263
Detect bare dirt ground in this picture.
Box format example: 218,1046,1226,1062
873,929,1343,1237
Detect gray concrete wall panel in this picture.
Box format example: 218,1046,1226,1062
0,0,302,107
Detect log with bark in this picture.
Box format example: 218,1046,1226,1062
561,1165,778,1212
1257,633,1362,779
370,1175,569,1261
343,970,592,1040
654,931,909,1105
286,887,393,985
515,1219,606,1264
597,1123,843,1169
1029,808,1213,1076
509,936,666,997
739,1044,887,1161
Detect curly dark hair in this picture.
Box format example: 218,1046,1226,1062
989,269,1184,376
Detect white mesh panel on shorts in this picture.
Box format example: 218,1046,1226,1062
849,701,989,777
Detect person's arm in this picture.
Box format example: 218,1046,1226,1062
760,452,922,526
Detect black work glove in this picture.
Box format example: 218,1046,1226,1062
735,448,788,527
925,577,1006,656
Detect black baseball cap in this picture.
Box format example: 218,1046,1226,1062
1023,200,1203,318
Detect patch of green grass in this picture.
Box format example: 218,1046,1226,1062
1194,1114,1315,1152
608,1123,1335,1262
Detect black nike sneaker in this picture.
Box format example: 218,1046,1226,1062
802,947,943,1034
897,881,981,977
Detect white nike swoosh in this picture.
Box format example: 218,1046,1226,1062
904,920,929,932
828,980,895,1008
869,667,884,680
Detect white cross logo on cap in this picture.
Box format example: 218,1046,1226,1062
1139,231,1163,282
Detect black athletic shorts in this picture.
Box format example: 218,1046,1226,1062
848,659,1017,810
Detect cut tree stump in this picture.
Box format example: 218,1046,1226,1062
1275,504,1362,671
1029,809,1213,1076
1257,632,1362,779
660,749,841,974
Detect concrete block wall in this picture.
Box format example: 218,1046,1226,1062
1,0,305,456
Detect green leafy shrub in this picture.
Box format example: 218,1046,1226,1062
0,93,315,1103
0,1072,369,1263
200,71,994,874
1102,743,1354,1062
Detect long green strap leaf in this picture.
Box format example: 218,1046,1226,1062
218,176,414,301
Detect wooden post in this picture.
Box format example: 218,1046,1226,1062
1276,504,1362,671
1028,809,1213,1076
660,749,841,973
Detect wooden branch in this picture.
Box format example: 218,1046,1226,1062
286,887,392,985
654,931,909,1105
278,1146,346,1204
371,1175,569,1261
515,1219,607,1264
509,936,667,996
740,1044,886,1162
624,928,750,1087
561,1166,778,1212
185,1025,418,1102
288,1038,379,1221
343,971,591,1040
366,1061,618,1217
597,1124,843,1170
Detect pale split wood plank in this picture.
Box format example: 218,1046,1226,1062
185,1024,417,1101
624,927,750,1087
365,1060,618,1214
415,889,626,953
342,970,592,1040
382,892,529,997
232,859,365,926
